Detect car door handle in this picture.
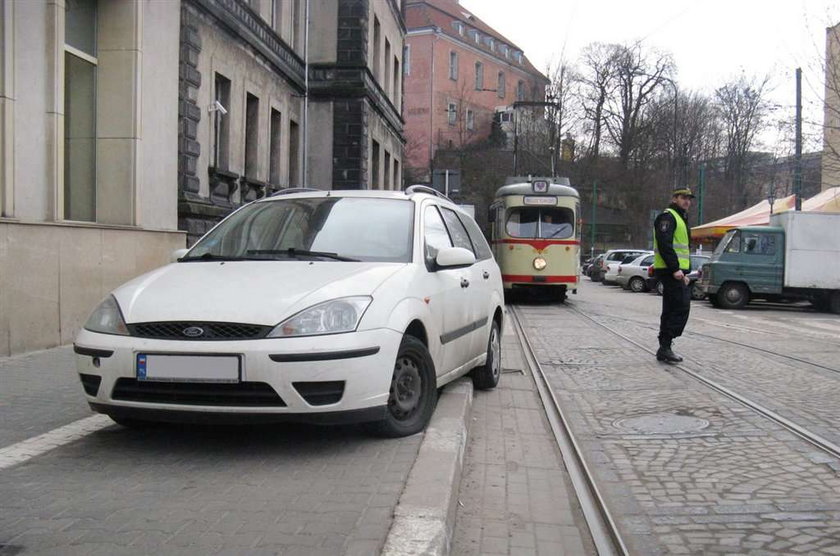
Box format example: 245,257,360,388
461,278,470,288
482,271,490,279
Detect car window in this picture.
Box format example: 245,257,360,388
742,233,776,255
424,205,453,263
440,207,474,252
186,197,413,262
641,255,655,266
456,211,493,261
724,232,741,253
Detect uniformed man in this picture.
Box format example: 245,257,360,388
653,187,695,363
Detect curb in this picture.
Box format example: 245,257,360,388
381,377,473,556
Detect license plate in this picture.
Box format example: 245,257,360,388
136,354,240,383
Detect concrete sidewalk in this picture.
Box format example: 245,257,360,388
449,321,593,555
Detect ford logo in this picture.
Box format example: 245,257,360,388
182,326,205,338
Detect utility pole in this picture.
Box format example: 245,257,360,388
697,164,706,224
794,67,802,211
590,180,597,256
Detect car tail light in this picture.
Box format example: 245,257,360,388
618,266,623,274
647,266,654,277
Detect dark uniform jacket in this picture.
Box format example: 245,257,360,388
653,202,690,275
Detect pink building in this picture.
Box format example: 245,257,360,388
403,0,548,182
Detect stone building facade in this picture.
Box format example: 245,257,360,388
0,0,405,356
179,0,406,243
403,0,547,182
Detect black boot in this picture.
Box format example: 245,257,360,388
656,346,683,363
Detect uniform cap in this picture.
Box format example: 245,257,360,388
672,187,695,198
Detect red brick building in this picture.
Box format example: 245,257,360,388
403,0,549,182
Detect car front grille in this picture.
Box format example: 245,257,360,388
128,322,272,341
112,379,286,407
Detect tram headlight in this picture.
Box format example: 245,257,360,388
533,256,547,270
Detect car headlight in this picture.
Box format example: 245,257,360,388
268,296,372,338
84,295,129,336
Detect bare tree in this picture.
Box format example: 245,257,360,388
602,43,674,169
714,74,771,209
822,22,840,190
577,43,620,160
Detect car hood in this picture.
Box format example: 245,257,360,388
112,261,405,325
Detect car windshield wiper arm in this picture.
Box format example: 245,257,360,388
246,248,359,262
179,253,249,262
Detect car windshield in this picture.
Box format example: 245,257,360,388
505,207,575,239
184,197,414,263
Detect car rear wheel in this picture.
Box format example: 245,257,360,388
690,282,706,300
656,281,664,295
368,335,437,438
629,276,646,292
471,320,501,390
718,283,749,309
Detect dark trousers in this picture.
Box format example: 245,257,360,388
657,273,691,348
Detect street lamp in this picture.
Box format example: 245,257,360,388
767,191,776,215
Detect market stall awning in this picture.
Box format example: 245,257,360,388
801,186,840,213
691,194,796,241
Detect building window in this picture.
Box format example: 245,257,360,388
469,30,479,43
371,140,380,189
449,51,458,80
453,21,464,36
384,39,392,95
497,72,505,98
269,109,282,186
270,0,280,31
474,61,483,90
393,159,400,190
213,73,231,170
64,0,98,222
393,57,400,103
373,17,381,81
466,109,475,130
289,119,300,186
517,80,526,101
447,102,457,125
403,44,410,75
501,44,509,58
487,38,495,51
514,51,523,64
244,93,260,178
291,0,302,51
384,150,391,190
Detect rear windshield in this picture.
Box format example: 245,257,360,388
505,207,575,239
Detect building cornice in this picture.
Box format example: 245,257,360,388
309,64,405,139
189,0,305,92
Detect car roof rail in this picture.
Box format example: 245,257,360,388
404,184,452,202
270,187,322,197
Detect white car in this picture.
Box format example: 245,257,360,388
74,187,505,437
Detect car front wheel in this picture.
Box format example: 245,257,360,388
718,282,749,309
471,320,501,390
368,335,437,438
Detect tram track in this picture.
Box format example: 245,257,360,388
508,305,628,556
583,309,840,376
558,303,840,461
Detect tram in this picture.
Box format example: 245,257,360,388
488,177,581,301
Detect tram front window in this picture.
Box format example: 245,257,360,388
506,207,574,239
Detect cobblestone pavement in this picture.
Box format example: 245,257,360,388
514,282,840,555
0,348,422,555
452,323,594,555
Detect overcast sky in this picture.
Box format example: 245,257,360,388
458,0,840,148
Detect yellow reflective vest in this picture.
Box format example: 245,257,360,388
654,208,690,271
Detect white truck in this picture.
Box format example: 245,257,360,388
701,211,840,313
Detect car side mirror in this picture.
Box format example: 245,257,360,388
435,246,476,269
171,248,189,262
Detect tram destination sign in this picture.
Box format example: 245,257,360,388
523,196,557,205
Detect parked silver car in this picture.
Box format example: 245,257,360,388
615,253,655,292
590,249,650,282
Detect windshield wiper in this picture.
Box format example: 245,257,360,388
246,248,359,262
180,253,248,262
